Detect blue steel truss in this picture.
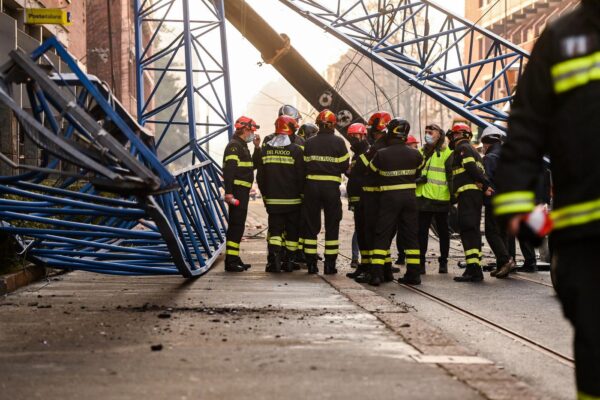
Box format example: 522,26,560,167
134,0,233,167
0,36,229,277
280,0,530,129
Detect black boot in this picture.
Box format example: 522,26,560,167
324,259,338,275
368,266,383,286
266,251,281,273
398,265,421,285
438,257,448,274
383,263,395,282
354,264,372,283
282,261,295,272
347,263,367,279
225,257,245,272
454,265,484,282
238,258,252,270
307,260,319,274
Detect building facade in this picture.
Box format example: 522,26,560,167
0,0,87,175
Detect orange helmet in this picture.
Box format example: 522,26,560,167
367,111,392,133
347,123,367,136
274,115,299,135
234,116,259,131
316,109,337,126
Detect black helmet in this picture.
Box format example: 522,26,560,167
297,123,319,139
278,104,301,121
386,118,410,140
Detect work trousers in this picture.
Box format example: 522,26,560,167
267,209,300,259
352,201,368,264
484,205,511,266
457,190,483,268
371,191,419,271
418,210,450,267
554,236,600,398
509,236,536,266
225,186,250,261
362,191,391,265
302,181,342,262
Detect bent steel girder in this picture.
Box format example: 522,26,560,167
224,0,365,138
0,37,227,277
280,0,530,129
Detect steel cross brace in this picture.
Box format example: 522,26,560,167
279,0,530,130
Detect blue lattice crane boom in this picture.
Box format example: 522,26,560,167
278,0,531,131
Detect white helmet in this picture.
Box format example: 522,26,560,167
480,126,506,144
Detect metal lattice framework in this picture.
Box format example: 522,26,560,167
0,35,229,277
280,0,530,129
134,0,233,167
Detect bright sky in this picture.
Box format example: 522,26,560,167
226,0,466,117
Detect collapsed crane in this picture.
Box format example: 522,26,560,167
0,0,530,277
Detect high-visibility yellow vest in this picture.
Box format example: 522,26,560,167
416,146,452,201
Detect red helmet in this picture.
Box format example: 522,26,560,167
316,109,337,126
406,135,419,145
367,111,392,133
347,123,367,136
274,115,299,135
234,116,260,131
451,122,471,134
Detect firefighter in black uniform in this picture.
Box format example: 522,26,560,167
255,105,305,162
344,123,370,279
222,116,261,272
493,2,600,396
447,122,492,282
369,118,423,286
256,115,304,273
302,109,350,274
352,112,392,283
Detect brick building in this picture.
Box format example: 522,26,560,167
464,0,579,103
86,0,138,115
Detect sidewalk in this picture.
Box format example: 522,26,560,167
0,266,477,397
0,202,536,400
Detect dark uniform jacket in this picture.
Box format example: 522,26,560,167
223,135,254,194
254,134,305,166
303,130,350,184
352,136,387,193
494,0,600,243
256,138,304,213
483,142,502,207
450,140,489,198
368,138,423,192
346,140,370,203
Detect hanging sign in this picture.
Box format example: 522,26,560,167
25,9,72,26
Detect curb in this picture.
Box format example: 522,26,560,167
0,264,47,296
321,273,541,400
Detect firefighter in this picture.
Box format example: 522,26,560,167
256,115,304,273
447,122,492,282
295,122,319,262
369,118,423,286
493,2,600,396
344,122,370,279
415,123,453,274
296,122,319,143
223,116,261,272
302,109,350,274
479,126,515,279
256,105,304,159
352,111,393,283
